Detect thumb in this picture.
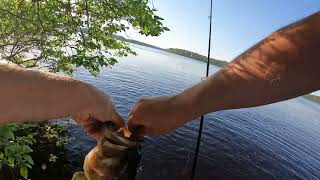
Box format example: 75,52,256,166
112,108,126,128
128,117,146,137
95,101,125,128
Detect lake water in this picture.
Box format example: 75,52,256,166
58,45,320,180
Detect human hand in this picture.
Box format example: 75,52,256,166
128,96,189,136
73,85,125,140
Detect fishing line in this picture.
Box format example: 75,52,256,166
190,0,213,179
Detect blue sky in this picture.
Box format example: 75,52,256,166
126,0,320,62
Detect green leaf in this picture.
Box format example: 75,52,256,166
163,27,170,31
132,21,139,27
49,154,58,163
24,155,34,165
20,165,28,179
109,58,118,65
0,126,15,140
0,152,3,160
25,163,32,169
143,26,149,33
8,155,14,167
154,16,164,20
22,145,33,154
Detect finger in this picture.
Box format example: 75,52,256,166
118,127,132,138
118,127,144,142
128,115,136,133
112,109,125,128
128,109,146,137
128,123,146,137
128,98,146,118
73,112,90,125
94,101,125,128
84,117,107,140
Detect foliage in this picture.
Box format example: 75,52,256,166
43,122,71,147
0,122,71,179
0,0,169,76
303,94,320,104
48,154,58,163
0,125,35,179
114,35,164,50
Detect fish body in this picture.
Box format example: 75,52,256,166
72,124,141,180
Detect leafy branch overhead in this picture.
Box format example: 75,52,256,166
0,0,169,75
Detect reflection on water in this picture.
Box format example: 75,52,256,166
36,45,320,179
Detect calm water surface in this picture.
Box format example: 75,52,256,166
62,45,320,180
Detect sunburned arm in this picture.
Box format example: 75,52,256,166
0,64,93,123
128,11,320,136
177,11,320,121
0,64,124,139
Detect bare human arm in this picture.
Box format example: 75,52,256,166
128,12,320,136
0,64,124,139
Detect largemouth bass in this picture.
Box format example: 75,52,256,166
72,123,141,180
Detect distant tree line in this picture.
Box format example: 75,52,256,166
303,94,320,104
115,36,228,68
166,48,228,68
114,35,163,50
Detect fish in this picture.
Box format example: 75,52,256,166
72,123,141,180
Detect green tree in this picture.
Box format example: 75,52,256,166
0,1,168,179
0,0,168,75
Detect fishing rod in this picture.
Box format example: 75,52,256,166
190,0,213,179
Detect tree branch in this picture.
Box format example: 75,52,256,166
0,7,33,24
